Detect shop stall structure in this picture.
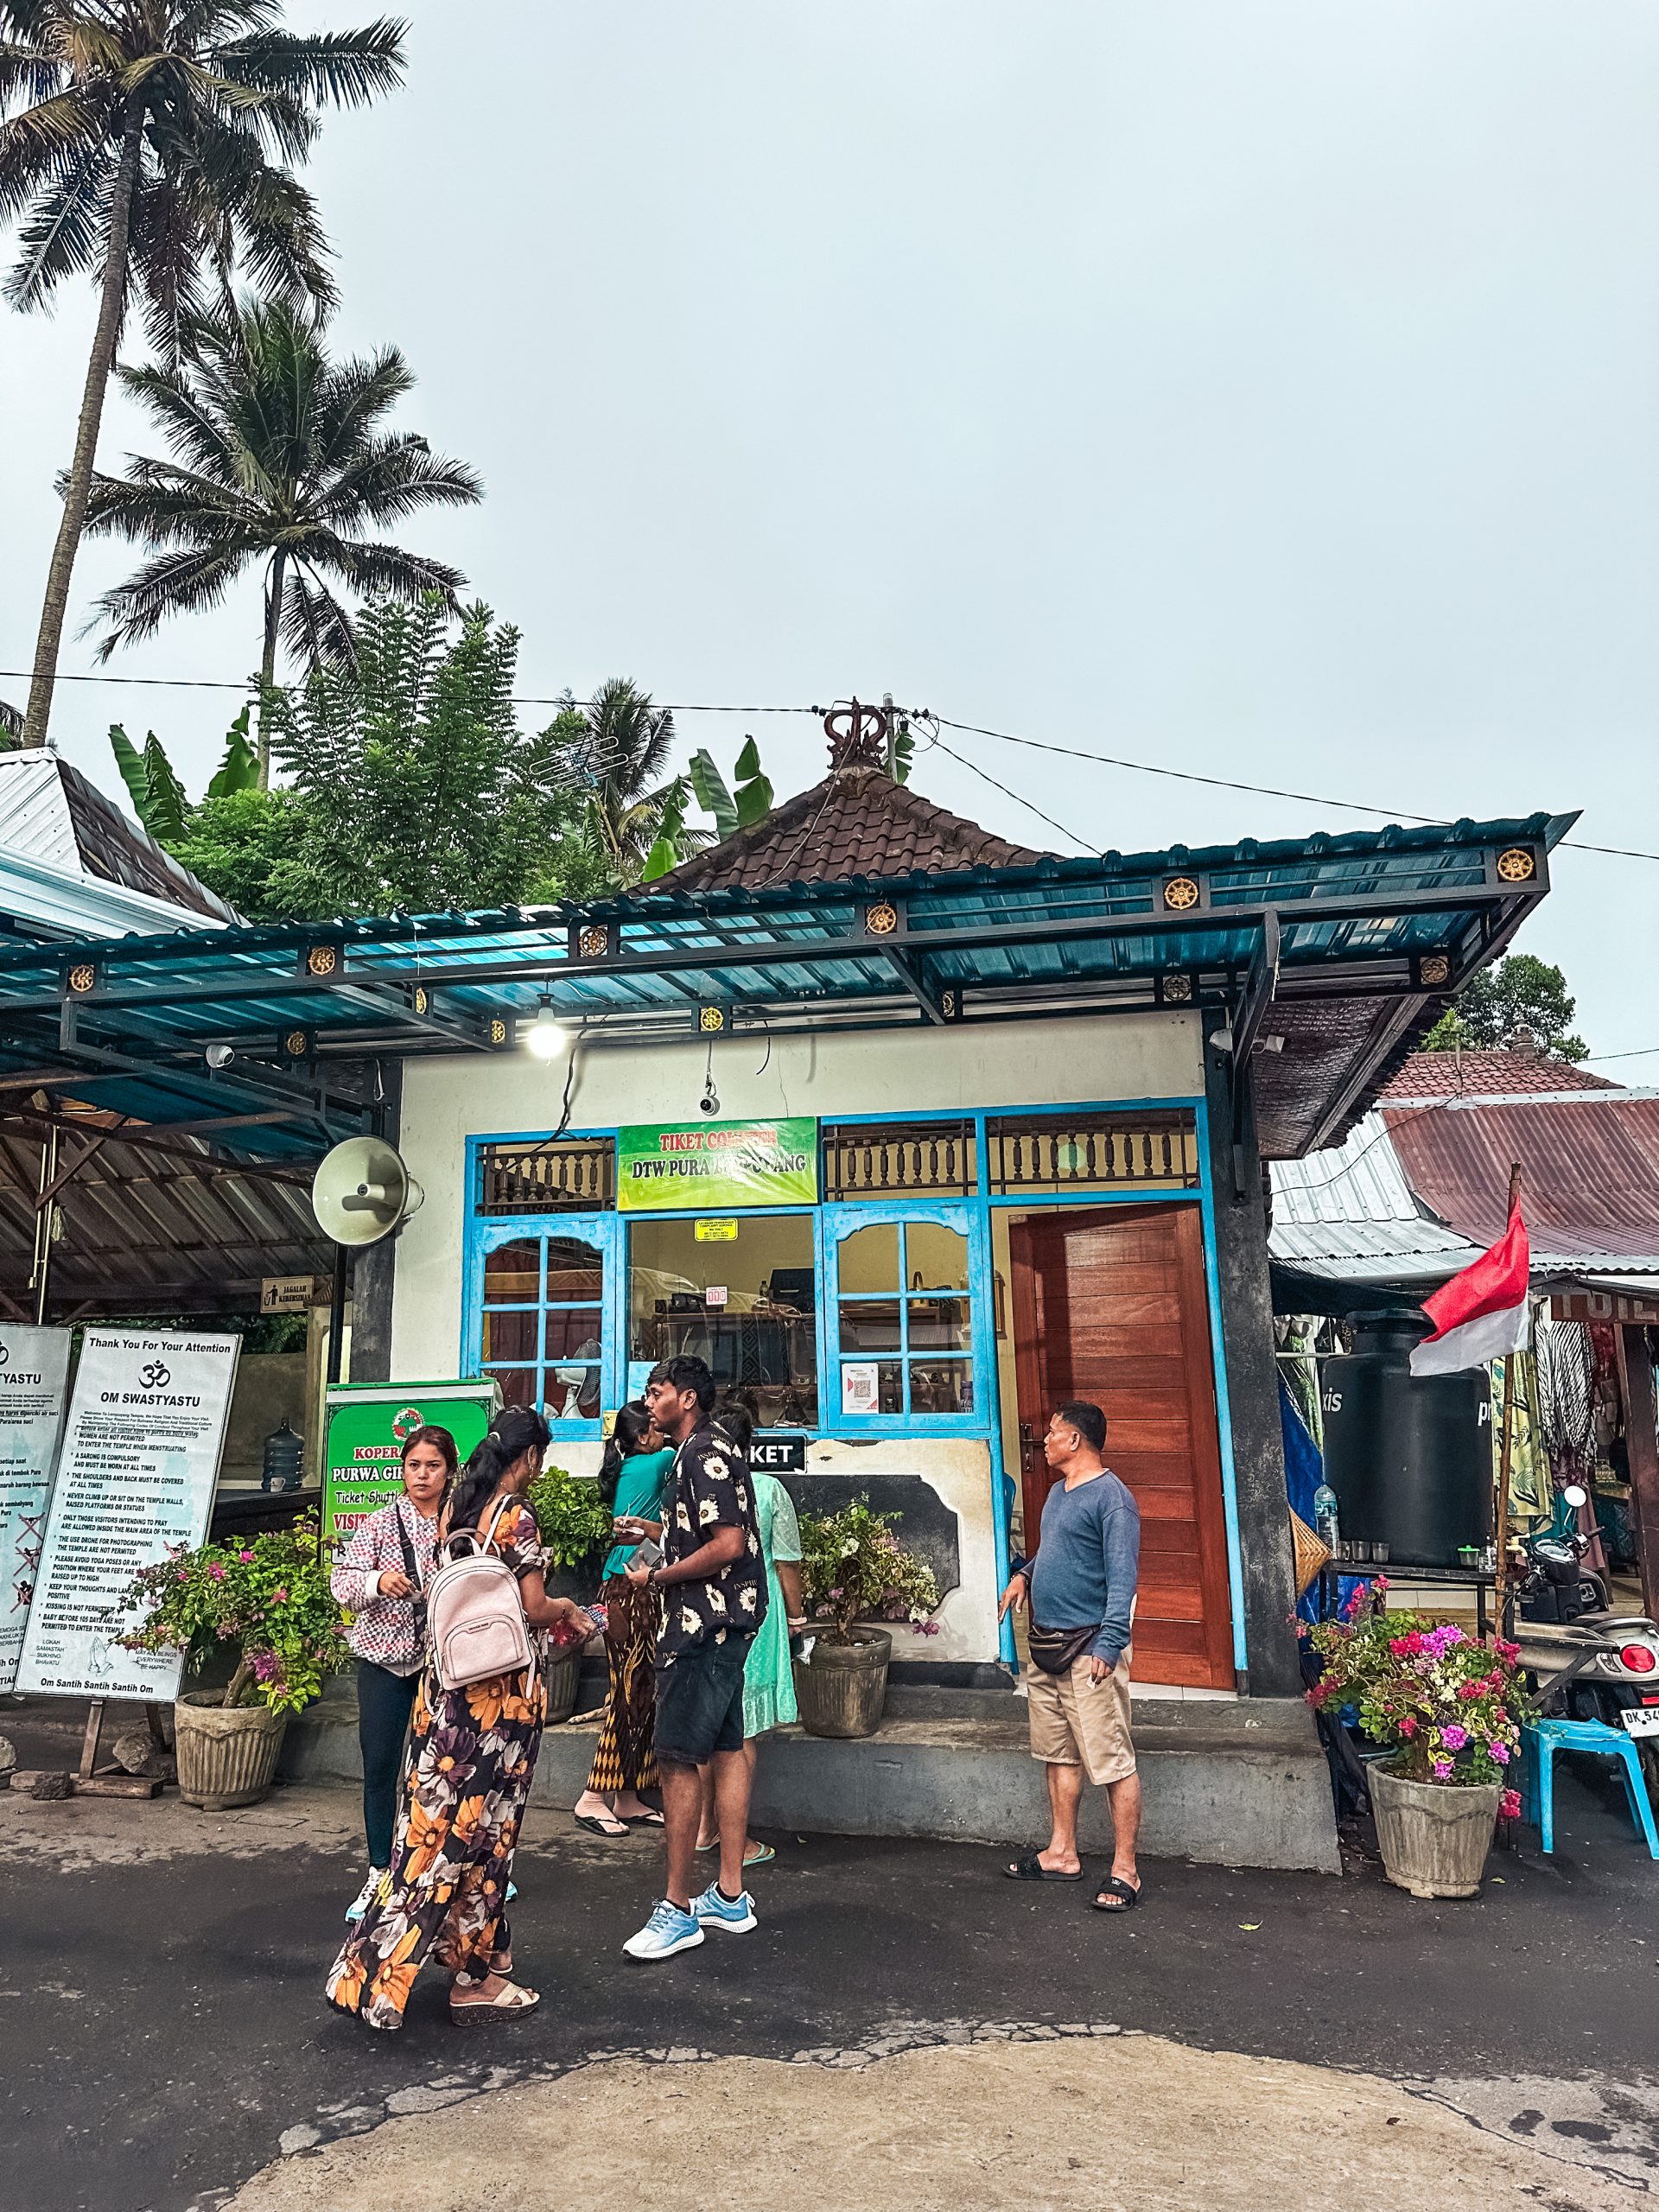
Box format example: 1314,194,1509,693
0,724,1570,1867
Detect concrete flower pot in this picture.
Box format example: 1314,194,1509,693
1370,1764,1500,1898
793,1628,893,1738
174,1691,289,1810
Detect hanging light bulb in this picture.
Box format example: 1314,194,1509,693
525,1001,567,1058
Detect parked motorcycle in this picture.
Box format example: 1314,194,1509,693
1519,1607,1659,1810
1516,1483,1611,1624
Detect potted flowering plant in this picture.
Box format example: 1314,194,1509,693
1306,1581,1528,1899
794,1496,942,1738
116,1512,348,1809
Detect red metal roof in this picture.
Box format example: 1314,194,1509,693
1384,1095,1659,1262
1379,1049,1616,1099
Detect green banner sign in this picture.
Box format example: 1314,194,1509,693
322,1378,499,1542
617,1117,818,1213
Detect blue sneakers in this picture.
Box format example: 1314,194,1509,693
623,1897,705,1961
691,1880,758,1934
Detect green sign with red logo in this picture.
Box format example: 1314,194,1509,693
321,1378,499,1542
616,1117,818,1213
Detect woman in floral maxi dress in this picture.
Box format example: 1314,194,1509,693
326,1405,586,2031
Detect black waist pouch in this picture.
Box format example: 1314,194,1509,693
1027,1621,1098,1675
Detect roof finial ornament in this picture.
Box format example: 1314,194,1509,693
824,696,889,773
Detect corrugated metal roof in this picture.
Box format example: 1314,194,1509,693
0,1110,327,1319
0,749,232,939
1271,1096,1659,1285
0,847,227,943
1270,1113,1480,1282
1387,1095,1659,1266
0,803,1570,1163
0,752,79,871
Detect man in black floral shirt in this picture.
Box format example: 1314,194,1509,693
622,1355,768,1961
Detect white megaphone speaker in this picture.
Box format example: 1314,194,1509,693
311,1135,425,1247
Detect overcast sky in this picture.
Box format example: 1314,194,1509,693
3,2,1656,1063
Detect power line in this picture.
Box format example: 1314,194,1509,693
930,715,1659,865
6,662,1655,863
0,667,822,713
927,734,1091,852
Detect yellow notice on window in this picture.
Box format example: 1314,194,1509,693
695,1218,739,1242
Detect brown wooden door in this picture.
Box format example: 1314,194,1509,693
1009,1205,1235,1690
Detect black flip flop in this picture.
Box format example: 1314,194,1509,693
1004,1853,1083,1881
1093,1876,1142,1912
574,1812,629,1838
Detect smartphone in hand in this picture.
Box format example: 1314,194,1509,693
630,1535,664,1571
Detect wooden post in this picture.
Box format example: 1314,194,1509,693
78,1700,105,1782
1613,1325,1659,1623
1491,1161,1523,1643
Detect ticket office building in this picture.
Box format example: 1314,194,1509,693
0,746,1565,1704
388,1014,1236,1688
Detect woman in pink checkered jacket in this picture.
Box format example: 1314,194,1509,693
330,1425,458,1920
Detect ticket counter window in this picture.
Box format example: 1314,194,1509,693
834,1217,974,1417
628,1215,817,1429
480,1230,606,1419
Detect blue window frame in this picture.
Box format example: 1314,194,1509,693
464,1212,622,1440
818,1201,988,1432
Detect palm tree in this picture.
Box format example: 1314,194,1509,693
563,678,712,884
80,297,482,779
0,2,405,749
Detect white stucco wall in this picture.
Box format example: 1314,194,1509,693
390,1012,1202,1382
385,1013,1202,1663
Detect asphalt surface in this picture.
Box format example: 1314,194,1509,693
0,1702,1656,2212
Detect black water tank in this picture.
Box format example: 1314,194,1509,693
1320,1313,1491,1567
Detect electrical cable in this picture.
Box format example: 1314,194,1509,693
5,662,1653,861
929,715,1659,865
926,734,1093,852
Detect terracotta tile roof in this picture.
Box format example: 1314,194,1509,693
1378,1049,1617,1100
653,762,1045,893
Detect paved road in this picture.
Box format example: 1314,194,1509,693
0,1725,1656,2211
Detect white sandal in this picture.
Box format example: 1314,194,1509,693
449,1977,540,2023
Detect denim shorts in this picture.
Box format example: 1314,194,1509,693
654,1634,749,1764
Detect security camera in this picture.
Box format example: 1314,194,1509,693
700,1078,720,1116
205,1042,235,1070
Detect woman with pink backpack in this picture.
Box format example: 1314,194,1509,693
326,1404,588,2031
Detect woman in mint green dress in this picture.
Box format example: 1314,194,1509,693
744,1470,804,1736
696,1406,803,1866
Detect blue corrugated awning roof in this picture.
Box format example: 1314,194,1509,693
0,809,1573,1160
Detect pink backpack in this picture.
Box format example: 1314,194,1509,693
425,1500,533,1690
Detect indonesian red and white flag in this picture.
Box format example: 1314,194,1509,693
1409,1201,1531,1376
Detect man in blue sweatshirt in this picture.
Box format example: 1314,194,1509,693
1000,1401,1142,1911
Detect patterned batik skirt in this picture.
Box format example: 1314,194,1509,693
326,1660,546,2031
586,1573,662,1796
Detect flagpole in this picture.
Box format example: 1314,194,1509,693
1491,1160,1523,1644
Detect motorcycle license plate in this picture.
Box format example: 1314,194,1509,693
1620,1707,1659,1737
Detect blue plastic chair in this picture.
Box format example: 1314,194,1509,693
1522,1716,1659,1859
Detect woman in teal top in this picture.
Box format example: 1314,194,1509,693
696,1402,804,1868
574,1402,674,1837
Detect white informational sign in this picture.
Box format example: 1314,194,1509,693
16,1331,240,1701
0,1325,73,1694
842,1361,880,1416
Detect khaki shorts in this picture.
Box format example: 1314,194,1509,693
1024,1647,1136,1786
